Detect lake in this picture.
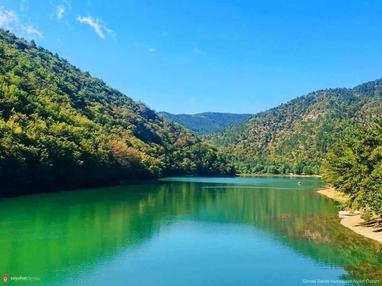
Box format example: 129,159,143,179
0,177,381,285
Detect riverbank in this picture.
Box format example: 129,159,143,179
317,186,382,244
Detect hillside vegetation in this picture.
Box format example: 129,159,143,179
212,80,382,175
0,30,233,195
160,112,252,135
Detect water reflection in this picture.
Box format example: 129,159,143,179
0,178,381,285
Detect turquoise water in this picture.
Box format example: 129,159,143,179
0,177,381,285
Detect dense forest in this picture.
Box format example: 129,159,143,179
321,120,382,218
1,27,382,210
212,80,382,175
159,112,252,135
0,30,233,195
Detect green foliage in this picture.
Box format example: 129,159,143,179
212,83,382,174
160,112,252,135
321,120,382,216
0,30,233,194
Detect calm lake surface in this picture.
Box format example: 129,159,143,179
1,177,382,286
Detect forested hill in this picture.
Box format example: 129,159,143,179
0,30,233,195
159,112,252,135
211,79,382,175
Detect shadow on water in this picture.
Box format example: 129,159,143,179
0,177,381,285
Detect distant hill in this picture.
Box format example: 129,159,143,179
0,30,233,194
211,79,382,175
159,112,252,135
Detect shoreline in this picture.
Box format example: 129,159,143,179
316,186,349,203
239,173,322,178
317,186,382,244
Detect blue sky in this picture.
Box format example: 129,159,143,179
0,0,381,114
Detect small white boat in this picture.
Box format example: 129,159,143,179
338,210,360,218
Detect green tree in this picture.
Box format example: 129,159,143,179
321,120,382,218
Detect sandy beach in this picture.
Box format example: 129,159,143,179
316,186,349,203
340,214,382,244
317,186,382,244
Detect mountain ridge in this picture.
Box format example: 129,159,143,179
159,111,252,135
211,78,382,174
0,29,233,195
